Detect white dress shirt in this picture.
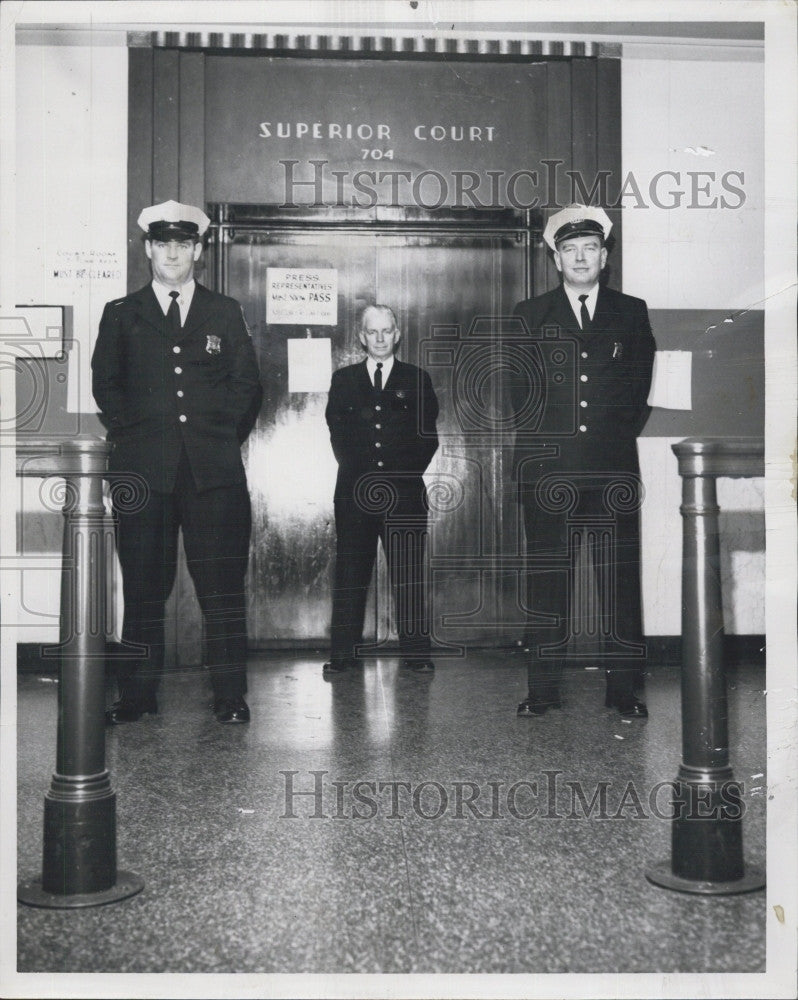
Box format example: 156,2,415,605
366,355,395,386
151,279,196,327
563,282,599,329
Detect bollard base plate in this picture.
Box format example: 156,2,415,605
645,860,765,896
18,870,144,909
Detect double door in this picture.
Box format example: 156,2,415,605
173,208,533,660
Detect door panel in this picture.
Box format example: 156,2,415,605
178,221,529,655
231,234,378,644
372,236,527,649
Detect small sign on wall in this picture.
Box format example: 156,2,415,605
266,268,338,325
647,350,692,410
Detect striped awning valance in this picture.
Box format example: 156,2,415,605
129,30,620,58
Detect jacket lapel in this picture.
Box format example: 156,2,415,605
129,285,168,335
382,358,403,390
547,285,581,333
179,283,219,341
592,285,618,333
356,359,372,394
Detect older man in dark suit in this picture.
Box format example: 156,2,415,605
92,201,262,724
324,304,439,675
511,205,656,719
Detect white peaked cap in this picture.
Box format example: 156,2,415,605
137,200,211,237
543,204,612,251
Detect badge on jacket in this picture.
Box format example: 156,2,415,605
206,335,222,355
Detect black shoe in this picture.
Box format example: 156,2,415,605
605,691,648,718
214,695,250,724
323,658,351,675
517,694,561,717
401,658,435,673
105,694,157,725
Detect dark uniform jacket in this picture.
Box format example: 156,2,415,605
511,284,655,481
326,359,439,504
92,282,262,493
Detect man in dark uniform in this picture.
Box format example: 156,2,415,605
324,304,439,675
92,200,262,724
511,205,655,719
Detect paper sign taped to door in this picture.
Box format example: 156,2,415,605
287,337,332,393
266,268,338,325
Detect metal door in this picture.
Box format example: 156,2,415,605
176,207,532,657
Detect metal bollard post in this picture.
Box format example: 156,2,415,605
646,438,765,895
18,437,143,908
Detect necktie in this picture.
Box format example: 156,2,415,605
167,290,181,335
374,362,383,390
578,294,591,332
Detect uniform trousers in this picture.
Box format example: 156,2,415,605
113,448,251,701
520,476,646,700
330,496,431,662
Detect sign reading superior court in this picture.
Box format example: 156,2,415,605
204,57,544,206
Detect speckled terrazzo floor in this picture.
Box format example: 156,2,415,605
17,652,766,974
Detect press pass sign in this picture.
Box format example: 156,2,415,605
265,268,338,325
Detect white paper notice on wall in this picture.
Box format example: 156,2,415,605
266,268,338,325
287,338,332,393
647,350,692,410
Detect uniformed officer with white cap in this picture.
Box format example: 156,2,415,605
510,204,656,719
92,201,262,724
